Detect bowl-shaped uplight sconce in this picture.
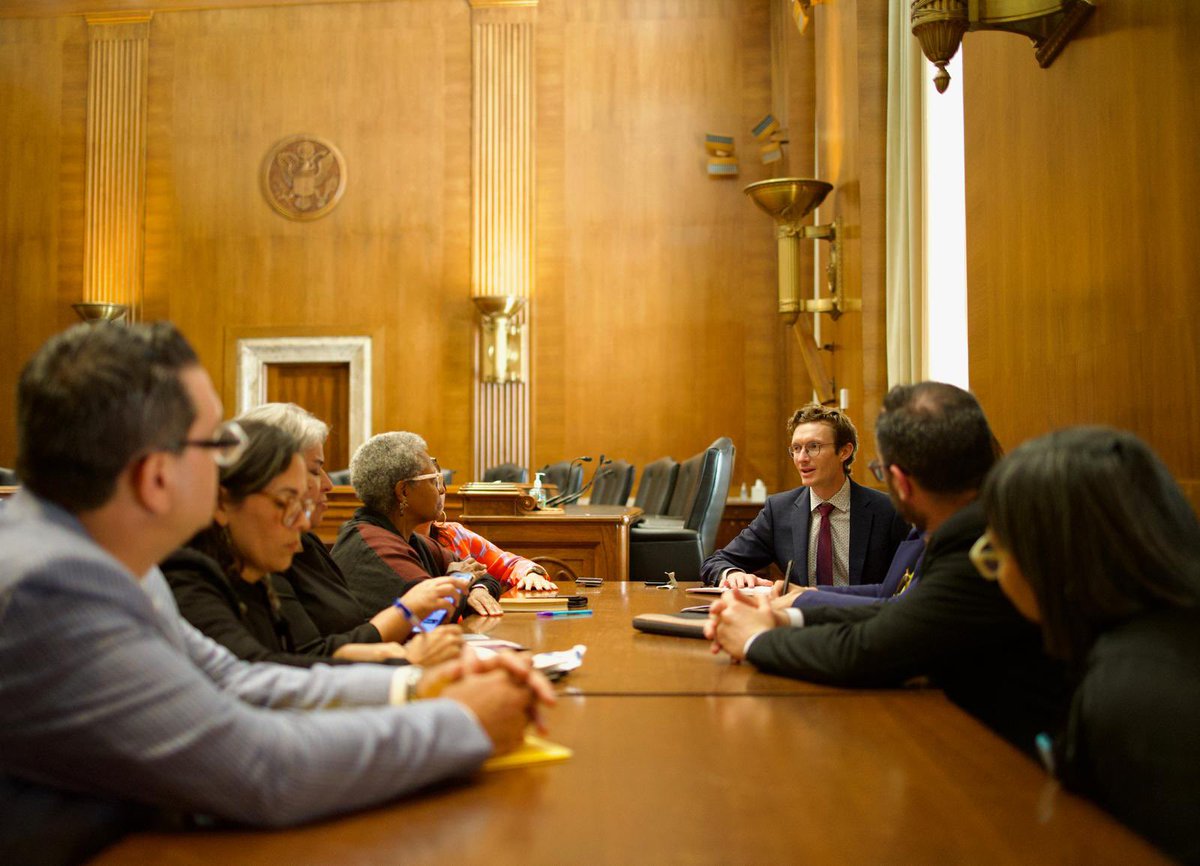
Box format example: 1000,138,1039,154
744,178,859,323
72,302,130,324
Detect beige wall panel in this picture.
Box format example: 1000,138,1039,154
141,0,475,478
535,0,786,490
0,17,86,465
964,1,1200,509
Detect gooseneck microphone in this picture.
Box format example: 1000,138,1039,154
554,455,610,507
544,456,594,507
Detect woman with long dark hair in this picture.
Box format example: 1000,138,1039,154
975,426,1200,863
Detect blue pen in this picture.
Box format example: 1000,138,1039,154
536,609,594,619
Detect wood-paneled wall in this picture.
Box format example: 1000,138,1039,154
963,1,1200,509
532,0,789,490
0,0,877,497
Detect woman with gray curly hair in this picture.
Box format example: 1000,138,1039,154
239,405,464,665
332,431,506,618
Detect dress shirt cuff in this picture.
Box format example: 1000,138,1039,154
388,665,426,705
742,627,772,658
718,568,735,587
783,607,805,628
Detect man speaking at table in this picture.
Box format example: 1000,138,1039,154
705,383,1068,754
700,404,909,589
0,322,553,861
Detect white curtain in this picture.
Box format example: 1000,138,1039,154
884,0,926,387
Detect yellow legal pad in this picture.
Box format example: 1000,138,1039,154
482,735,573,772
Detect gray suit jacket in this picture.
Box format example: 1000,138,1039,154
0,492,491,828
700,479,910,587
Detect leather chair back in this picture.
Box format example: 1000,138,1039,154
589,460,635,505
483,463,528,483
0,467,18,486
633,458,679,516
665,451,706,518
540,461,584,499
683,437,736,556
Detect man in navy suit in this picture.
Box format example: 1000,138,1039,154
700,404,910,589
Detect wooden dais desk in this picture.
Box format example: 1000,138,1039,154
458,504,642,582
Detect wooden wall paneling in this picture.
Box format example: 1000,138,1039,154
734,0,786,492
849,0,889,468
0,16,86,465
535,0,785,494
964,0,1200,511
264,361,351,470
141,1,476,480
531,0,565,466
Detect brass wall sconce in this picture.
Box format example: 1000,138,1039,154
911,0,1096,93
473,295,526,384
744,178,857,405
72,302,129,324
744,178,860,323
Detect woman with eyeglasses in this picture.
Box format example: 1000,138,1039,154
238,404,468,664
332,431,510,618
163,421,466,667
976,427,1200,863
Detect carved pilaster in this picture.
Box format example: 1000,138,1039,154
82,12,151,321
470,3,536,477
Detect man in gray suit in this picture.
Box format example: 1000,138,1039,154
0,322,553,841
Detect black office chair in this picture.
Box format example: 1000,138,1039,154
539,460,584,500
483,463,528,483
0,467,18,486
328,469,351,485
629,437,735,582
588,460,635,506
633,457,679,516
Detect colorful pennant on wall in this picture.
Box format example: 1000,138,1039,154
705,133,738,177
753,114,785,164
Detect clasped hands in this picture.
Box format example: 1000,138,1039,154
705,574,812,661
418,648,557,755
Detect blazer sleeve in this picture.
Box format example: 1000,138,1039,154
700,501,780,586
747,547,1023,686
0,560,493,829
793,586,886,608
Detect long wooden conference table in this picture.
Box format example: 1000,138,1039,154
90,584,1167,865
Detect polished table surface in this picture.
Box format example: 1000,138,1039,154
470,582,847,695
89,584,1169,865
91,694,1165,866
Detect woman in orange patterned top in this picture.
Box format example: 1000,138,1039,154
424,487,559,592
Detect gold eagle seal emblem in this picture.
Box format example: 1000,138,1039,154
262,134,346,221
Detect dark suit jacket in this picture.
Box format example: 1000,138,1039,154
746,500,1070,755
793,529,925,609
700,479,910,587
